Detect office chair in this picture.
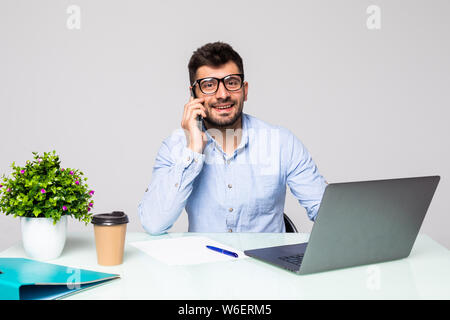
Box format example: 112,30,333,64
283,213,298,233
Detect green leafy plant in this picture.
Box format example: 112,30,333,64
0,151,94,224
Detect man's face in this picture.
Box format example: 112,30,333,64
192,61,248,128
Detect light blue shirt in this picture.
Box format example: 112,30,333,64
138,113,327,234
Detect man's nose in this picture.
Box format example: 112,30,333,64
215,81,230,100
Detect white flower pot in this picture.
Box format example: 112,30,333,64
20,215,67,260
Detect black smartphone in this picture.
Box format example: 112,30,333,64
191,87,203,132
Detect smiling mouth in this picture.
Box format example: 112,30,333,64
212,103,234,112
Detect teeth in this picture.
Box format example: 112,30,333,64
215,104,233,109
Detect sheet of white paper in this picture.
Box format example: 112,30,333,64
130,236,247,266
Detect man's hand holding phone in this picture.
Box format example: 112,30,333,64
181,96,207,154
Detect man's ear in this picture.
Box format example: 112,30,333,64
243,81,248,101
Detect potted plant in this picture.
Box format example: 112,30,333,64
0,151,94,260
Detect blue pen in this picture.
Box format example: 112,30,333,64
206,245,239,258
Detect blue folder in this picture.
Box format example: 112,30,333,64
0,258,120,300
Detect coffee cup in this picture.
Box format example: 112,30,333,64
91,211,129,266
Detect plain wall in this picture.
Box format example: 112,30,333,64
1,0,449,251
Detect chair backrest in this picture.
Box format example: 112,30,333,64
283,213,298,233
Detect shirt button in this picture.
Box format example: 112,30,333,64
175,183,179,188
228,208,233,212
227,184,232,189
227,160,231,165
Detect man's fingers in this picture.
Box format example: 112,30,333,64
185,97,204,109
192,107,206,120
188,97,205,105
186,102,206,116
183,104,206,127
184,98,204,117
182,97,207,130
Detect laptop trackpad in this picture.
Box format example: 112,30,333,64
244,242,308,271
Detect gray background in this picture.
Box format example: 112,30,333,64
1,0,449,251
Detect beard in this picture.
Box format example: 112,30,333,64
204,98,244,129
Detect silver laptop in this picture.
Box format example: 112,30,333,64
244,176,440,275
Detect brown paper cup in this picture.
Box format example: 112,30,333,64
92,211,129,266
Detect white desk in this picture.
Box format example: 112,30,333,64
1,232,450,299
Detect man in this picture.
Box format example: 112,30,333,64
138,42,327,234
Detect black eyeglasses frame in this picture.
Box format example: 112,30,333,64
191,73,245,95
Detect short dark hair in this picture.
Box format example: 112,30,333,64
188,42,244,84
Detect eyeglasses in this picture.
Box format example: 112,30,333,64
192,74,244,95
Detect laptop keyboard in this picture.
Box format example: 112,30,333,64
278,254,304,267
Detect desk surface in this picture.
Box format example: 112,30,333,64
1,232,450,299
